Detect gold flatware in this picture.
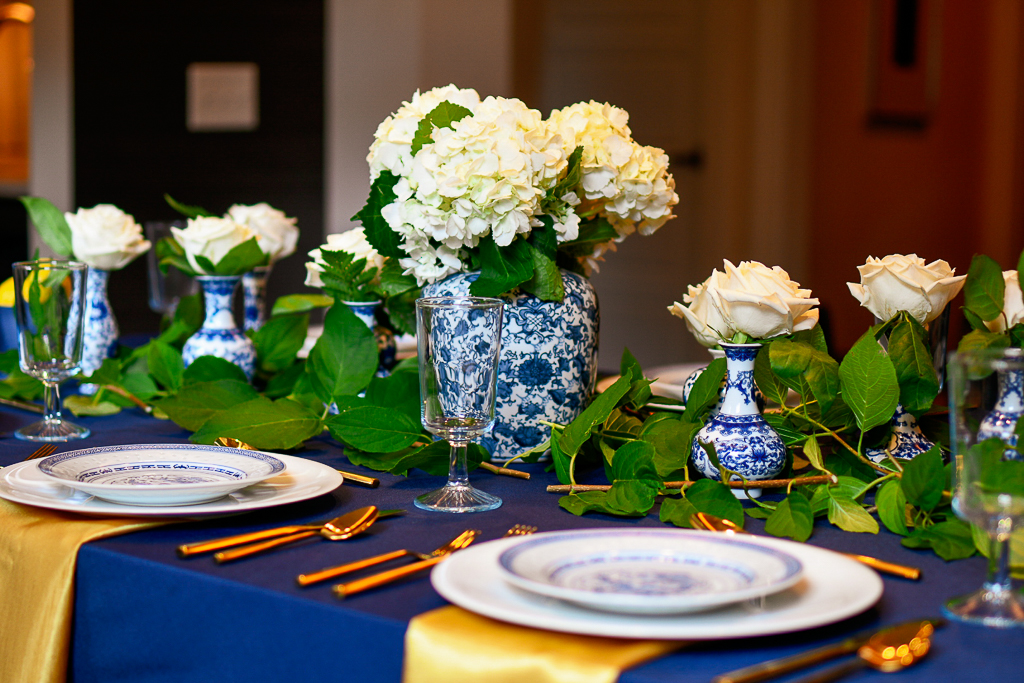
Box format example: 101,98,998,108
297,528,477,587
214,436,380,488
332,529,481,598
0,396,45,414
711,618,945,683
691,512,922,580
784,620,934,683
176,506,403,559
22,443,57,461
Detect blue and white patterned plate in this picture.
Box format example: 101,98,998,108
36,444,286,506
497,529,803,615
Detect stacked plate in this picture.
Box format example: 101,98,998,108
0,444,343,516
432,528,884,639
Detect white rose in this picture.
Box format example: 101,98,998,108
64,204,150,270
847,254,966,325
171,217,256,274
226,203,298,262
983,270,1024,333
709,260,819,340
669,268,736,347
304,228,386,288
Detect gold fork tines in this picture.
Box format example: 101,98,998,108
23,444,57,461
504,524,537,537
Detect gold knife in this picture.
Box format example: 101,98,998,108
712,618,945,683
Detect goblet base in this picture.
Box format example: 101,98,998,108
943,583,1024,628
15,418,91,442
414,483,502,513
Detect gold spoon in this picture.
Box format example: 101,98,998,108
786,620,934,683
691,512,921,580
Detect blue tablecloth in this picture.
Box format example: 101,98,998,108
0,406,1019,683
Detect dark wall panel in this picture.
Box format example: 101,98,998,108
74,0,324,333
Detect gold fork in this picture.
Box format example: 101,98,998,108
332,524,536,598
22,443,57,461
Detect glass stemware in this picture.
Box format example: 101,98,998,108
12,260,90,441
415,296,504,513
945,348,1024,627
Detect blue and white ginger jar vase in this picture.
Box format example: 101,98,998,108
80,269,118,394
423,270,599,462
183,275,256,380
691,342,786,499
242,265,270,332
977,366,1024,460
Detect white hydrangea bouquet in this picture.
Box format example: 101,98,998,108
354,85,679,299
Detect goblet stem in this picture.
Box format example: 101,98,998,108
447,441,470,488
43,380,62,424
985,527,1014,595
943,521,1024,627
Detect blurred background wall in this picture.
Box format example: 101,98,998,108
2,0,1023,369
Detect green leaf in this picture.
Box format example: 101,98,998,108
213,237,268,275
544,146,583,207
191,397,323,450
556,216,617,257
470,237,534,297
764,491,814,542
876,479,909,535
377,260,419,298
271,294,333,316
550,428,574,485
264,361,307,399
154,379,258,431
410,101,473,154
792,326,828,353
902,519,976,560
164,193,214,218
685,358,727,416
155,236,197,276
354,171,404,259
826,491,879,533
519,242,564,301
325,405,422,453
20,196,73,256
899,445,945,511
603,440,661,515
120,371,160,401
685,479,744,528
642,417,697,478
307,303,379,403
353,440,486,477
364,371,421,425
962,306,987,332
63,395,121,417
761,413,807,448
744,506,772,519
659,495,700,528
253,313,308,373
558,373,632,457
964,254,1005,321
80,357,124,387
147,341,184,393
957,328,1011,359
888,313,939,416
838,329,900,432
803,435,829,473
754,345,789,406
183,355,249,384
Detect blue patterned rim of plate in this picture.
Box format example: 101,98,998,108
497,528,804,615
38,444,285,485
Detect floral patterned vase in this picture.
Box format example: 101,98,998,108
423,270,599,462
681,348,765,415
183,275,256,380
866,404,936,463
242,265,271,332
977,367,1024,460
341,300,396,375
79,269,118,395
691,342,786,499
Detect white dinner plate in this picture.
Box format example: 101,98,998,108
432,531,883,640
497,529,803,615
0,453,342,517
36,444,287,506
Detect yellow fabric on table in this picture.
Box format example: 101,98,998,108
403,606,685,683
0,499,167,683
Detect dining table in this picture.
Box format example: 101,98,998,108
0,403,1019,683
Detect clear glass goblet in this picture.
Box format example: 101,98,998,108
945,348,1024,627
12,260,90,441
415,296,504,513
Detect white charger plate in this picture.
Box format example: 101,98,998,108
432,532,883,640
36,444,286,506
0,453,342,517
497,529,803,615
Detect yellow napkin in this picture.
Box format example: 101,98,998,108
0,499,167,683
403,606,685,683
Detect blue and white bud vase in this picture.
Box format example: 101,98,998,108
79,269,118,395
242,265,271,333
977,366,1024,460
423,270,599,463
691,342,786,499
341,300,396,376
866,404,936,463
183,275,256,380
